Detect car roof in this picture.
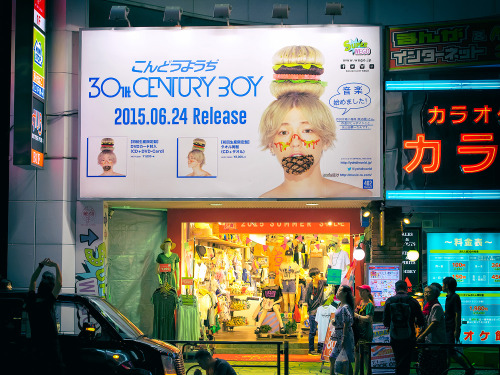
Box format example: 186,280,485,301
0,291,101,303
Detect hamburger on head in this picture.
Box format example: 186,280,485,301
192,138,206,151
270,45,327,98
100,137,115,151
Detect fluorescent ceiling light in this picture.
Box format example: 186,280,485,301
386,190,500,200
385,80,500,91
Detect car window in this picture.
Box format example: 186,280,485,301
87,297,143,339
56,300,111,341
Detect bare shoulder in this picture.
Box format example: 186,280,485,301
259,185,285,198
323,179,372,197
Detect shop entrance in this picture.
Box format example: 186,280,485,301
179,221,353,343
107,208,168,337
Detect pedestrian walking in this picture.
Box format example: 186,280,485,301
443,277,475,375
383,280,425,375
416,285,447,375
329,285,355,375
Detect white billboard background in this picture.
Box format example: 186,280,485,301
80,26,381,199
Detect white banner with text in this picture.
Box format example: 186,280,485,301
79,26,381,199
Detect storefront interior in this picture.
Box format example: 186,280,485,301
104,206,364,342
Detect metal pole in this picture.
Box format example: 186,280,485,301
284,341,289,375
277,342,281,375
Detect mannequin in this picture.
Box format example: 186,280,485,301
327,241,349,280
253,271,285,334
279,249,301,314
156,238,180,291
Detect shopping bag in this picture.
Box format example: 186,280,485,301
293,304,301,323
334,348,350,375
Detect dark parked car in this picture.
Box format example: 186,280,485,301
0,292,185,375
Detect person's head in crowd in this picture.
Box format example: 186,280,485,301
194,349,215,370
37,271,55,297
336,284,355,311
395,280,408,293
0,279,12,291
309,267,321,282
430,282,442,292
442,276,457,293
424,284,441,302
357,284,374,303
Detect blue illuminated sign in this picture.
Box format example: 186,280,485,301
428,233,500,287
386,190,500,200
438,292,500,345
429,233,500,345
385,80,500,91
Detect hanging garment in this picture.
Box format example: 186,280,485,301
315,305,337,344
199,294,212,321
176,296,200,341
152,288,177,340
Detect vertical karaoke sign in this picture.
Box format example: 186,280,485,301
402,228,420,292
31,0,46,167
14,0,46,168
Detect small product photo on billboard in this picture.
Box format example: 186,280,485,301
87,137,127,177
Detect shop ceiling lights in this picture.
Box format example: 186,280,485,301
210,203,223,206
306,203,319,206
407,250,420,262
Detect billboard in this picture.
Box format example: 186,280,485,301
387,17,500,71
79,26,381,199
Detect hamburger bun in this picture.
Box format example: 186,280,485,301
270,45,327,98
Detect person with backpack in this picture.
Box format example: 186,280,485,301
383,280,425,375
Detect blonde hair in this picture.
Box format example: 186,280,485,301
259,92,336,150
188,149,205,166
98,150,117,164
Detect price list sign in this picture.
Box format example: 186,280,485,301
427,233,500,288
438,292,500,344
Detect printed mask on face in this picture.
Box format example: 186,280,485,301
281,155,315,174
